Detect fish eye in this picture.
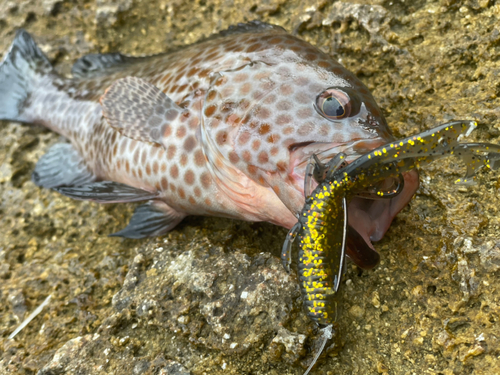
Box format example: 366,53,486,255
316,89,352,120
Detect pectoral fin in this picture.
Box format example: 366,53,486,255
100,76,185,146
110,201,185,239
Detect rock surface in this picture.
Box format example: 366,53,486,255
1,0,500,374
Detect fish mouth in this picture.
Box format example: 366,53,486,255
289,140,420,270
346,169,419,269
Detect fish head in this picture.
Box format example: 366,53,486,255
200,34,418,262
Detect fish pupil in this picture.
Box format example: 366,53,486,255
323,96,344,117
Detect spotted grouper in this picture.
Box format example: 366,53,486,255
0,22,418,267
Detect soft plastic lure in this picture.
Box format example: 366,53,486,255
282,120,500,374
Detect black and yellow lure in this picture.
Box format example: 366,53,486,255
283,121,500,374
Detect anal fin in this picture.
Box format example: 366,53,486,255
32,143,96,188
110,201,185,239
54,181,158,203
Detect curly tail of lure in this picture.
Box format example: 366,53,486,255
303,325,333,375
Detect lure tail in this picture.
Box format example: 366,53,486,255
0,29,53,122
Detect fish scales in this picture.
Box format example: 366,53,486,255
0,22,417,249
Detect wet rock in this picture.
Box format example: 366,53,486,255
95,0,133,28
322,2,393,48
159,360,190,375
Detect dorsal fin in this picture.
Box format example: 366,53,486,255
71,53,147,79
100,76,185,146
72,22,285,79
217,21,286,37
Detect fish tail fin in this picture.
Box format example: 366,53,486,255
0,29,53,122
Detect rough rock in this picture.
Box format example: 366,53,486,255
1,0,500,374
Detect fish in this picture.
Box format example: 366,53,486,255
0,22,418,260
283,120,500,374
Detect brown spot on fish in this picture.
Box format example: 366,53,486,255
319,124,329,136
161,162,167,173
166,108,179,121
257,107,271,120
215,76,227,86
188,196,196,205
204,197,212,206
267,133,280,144
160,73,171,84
125,160,130,173
187,67,199,77
216,131,228,145
153,161,159,174
163,123,172,137
276,100,293,111
258,123,271,135
297,107,312,119
183,136,196,152
180,154,188,167
194,149,205,167
277,160,287,172
146,163,152,176
228,151,240,164
129,140,137,153
170,165,179,179
161,177,168,190
207,90,217,102
176,126,186,139
177,84,188,93
234,73,249,83
247,165,257,175
317,60,331,69
295,92,309,104
226,114,241,127
240,82,252,95
188,116,198,129
263,94,277,105
141,149,147,164
200,172,212,188
242,150,251,163
178,187,186,199
221,86,235,98
276,114,291,126
167,145,176,159
252,139,261,151
258,151,269,164
205,105,217,117
138,168,143,178
280,84,294,96
305,53,318,61
194,187,201,197
184,170,195,185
